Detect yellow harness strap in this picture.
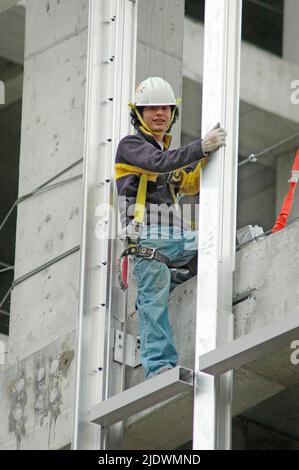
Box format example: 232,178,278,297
134,173,148,225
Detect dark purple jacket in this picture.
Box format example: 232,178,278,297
115,130,206,229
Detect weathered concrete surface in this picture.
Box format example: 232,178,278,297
9,0,87,361
124,222,299,449
234,223,299,331
19,33,86,195
9,252,79,363
25,0,88,59
0,331,75,450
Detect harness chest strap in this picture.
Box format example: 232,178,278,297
134,173,148,225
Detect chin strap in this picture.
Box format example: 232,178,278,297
128,101,180,137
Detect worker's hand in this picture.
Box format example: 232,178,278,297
202,123,227,154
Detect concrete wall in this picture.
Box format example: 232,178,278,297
0,0,88,450
283,0,299,66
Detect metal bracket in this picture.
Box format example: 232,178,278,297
236,225,264,246
113,329,141,368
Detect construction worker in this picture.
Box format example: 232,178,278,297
115,77,226,380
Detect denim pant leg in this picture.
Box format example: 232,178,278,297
133,256,178,380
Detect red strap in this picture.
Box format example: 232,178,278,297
121,256,128,290
292,148,299,172
272,149,299,234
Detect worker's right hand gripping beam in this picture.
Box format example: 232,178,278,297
202,123,227,154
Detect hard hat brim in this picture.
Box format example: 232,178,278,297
135,102,177,107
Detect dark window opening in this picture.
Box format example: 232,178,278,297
0,5,25,335
185,0,284,57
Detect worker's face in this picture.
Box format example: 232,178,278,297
142,105,172,134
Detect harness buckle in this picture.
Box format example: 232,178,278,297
128,221,144,242
141,247,156,259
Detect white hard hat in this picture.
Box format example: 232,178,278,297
134,77,177,106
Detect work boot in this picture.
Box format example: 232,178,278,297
170,268,193,284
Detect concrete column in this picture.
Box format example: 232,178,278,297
0,0,88,450
283,0,299,65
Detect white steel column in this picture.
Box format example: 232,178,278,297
105,0,138,450
193,0,242,450
72,0,137,450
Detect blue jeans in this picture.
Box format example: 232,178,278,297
133,225,198,380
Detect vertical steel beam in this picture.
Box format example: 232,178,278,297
72,0,137,450
193,0,242,450
105,0,138,450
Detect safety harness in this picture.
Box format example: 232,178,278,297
116,171,175,291
116,103,189,291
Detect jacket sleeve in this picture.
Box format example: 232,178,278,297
178,157,209,196
117,134,206,174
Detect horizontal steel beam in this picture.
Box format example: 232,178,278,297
197,311,299,376
90,366,194,427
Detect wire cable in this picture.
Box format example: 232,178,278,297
0,246,80,311
0,166,83,234
0,266,14,274
238,131,299,167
